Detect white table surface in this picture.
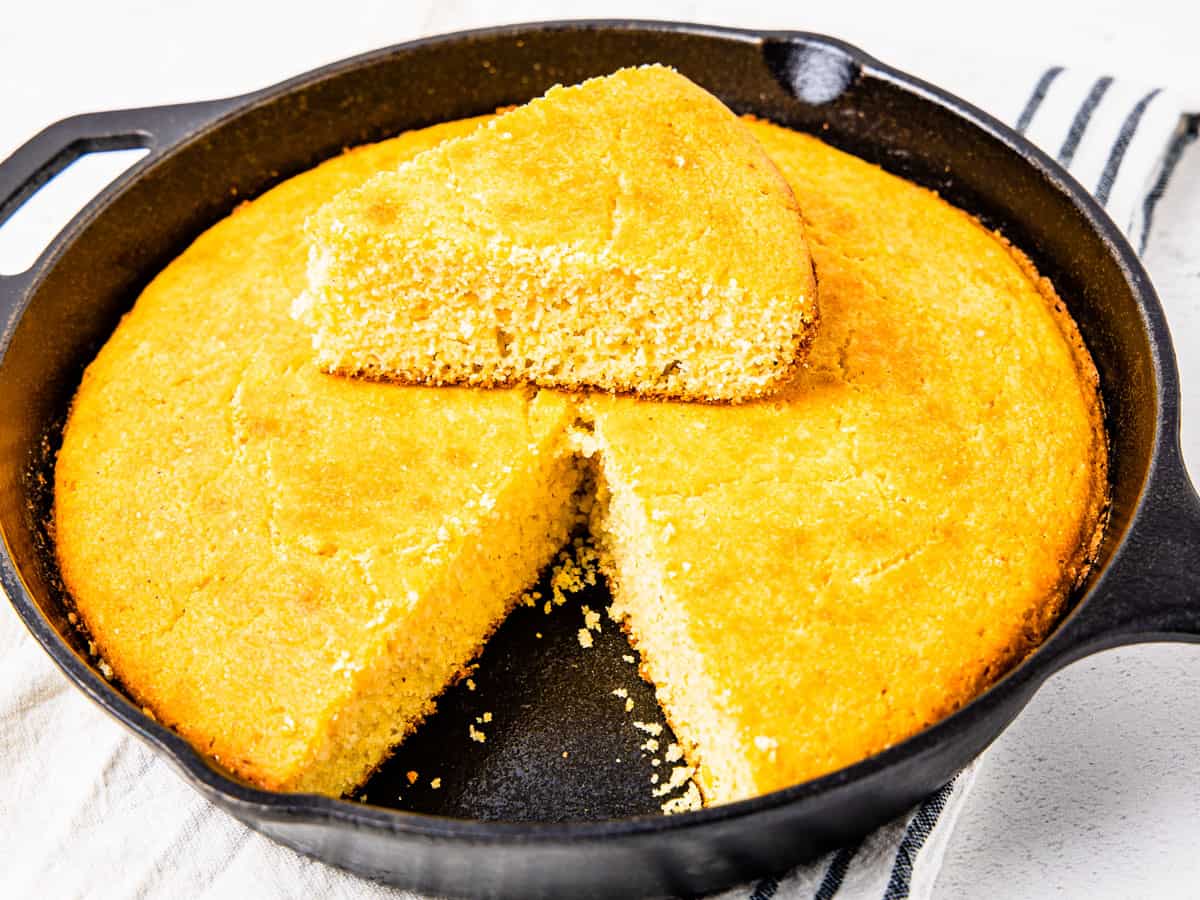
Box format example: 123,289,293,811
2,2,1198,897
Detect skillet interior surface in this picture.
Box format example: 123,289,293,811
0,20,1177,898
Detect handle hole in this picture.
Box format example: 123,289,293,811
0,147,149,276
763,39,862,106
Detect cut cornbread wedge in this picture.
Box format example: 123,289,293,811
296,65,818,402
55,120,583,795
580,118,1107,802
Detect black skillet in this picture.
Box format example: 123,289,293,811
2,20,1198,900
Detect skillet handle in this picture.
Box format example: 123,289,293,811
0,98,238,328
1048,445,1200,661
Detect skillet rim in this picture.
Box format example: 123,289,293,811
0,17,1177,844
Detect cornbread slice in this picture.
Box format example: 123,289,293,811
296,66,817,402
56,110,1106,806
582,119,1107,803
56,119,583,795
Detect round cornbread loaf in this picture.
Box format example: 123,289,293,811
56,110,1106,803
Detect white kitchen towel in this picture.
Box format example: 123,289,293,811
0,57,1191,900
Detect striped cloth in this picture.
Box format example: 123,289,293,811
0,63,1191,900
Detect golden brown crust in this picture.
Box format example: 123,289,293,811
993,234,1111,649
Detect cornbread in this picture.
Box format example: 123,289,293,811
56,108,1106,804
296,66,817,402
584,119,1107,801
55,119,582,795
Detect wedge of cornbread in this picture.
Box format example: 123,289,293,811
56,109,1106,804
56,120,582,795
582,119,1107,801
296,66,818,402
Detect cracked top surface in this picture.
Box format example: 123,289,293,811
54,108,1106,800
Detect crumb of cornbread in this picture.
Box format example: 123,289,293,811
652,764,697,799
297,66,817,403
662,783,703,815
56,107,1107,809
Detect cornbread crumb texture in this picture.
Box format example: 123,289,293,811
299,66,817,402
56,110,1105,806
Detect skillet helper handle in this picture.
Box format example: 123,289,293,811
1052,445,1200,658
0,99,236,321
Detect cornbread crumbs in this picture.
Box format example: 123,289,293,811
430,778,442,790
405,770,418,785
468,724,486,743
611,688,628,699
577,629,594,649
622,654,636,664
662,783,703,815
652,764,696,798
465,678,476,692
633,722,663,737
549,540,601,607
753,735,779,762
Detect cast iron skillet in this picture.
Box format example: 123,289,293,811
2,19,1199,899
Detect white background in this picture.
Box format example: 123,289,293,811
2,2,1199,897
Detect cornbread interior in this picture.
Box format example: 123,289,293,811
297,66,818,403
55,112,1107,805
